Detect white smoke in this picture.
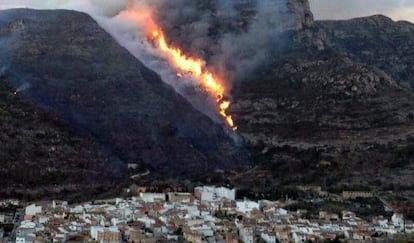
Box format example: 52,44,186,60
0,0,227,123
96,13,221,119
120,0,309,83
15,82,31,93
0,65,7,78
1,0,301,84
0,0,302,125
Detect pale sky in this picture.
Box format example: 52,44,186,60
1,0,414,23
0,0,128,17
310,0,414,23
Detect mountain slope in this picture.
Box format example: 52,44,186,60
0,9,249,198
317,15,414,87
2,3,414,203
0,80,124,200
229,14,414,197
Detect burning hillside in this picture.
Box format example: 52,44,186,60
0,0,314,132
117,5,236,130
0,8,251,198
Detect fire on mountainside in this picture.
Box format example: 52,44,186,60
118,6,237,130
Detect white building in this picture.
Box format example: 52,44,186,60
275,208,288,215
90,226,104,240
90,226,119,241
191,224,214,237
139,193,166,203
194,186,236,201
261,231,277,243
16,221,36,243
291,231,307,243
239,226,254,243
236,200,260,213
25,204,42,216
15,237,26,243
392,213,404,228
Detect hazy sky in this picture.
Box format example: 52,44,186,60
310,0,414,22
0,0,413,23
0,0,127,16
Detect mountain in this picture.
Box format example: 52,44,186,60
147,0,414,199
318,15,414,87
0,9,249,199
230,14,414,198
2,0,414,203
0,80,123,200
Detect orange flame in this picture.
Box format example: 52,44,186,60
118,8,237,131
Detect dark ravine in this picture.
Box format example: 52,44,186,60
0,9,250,199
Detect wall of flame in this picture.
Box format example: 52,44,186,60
117,5,237,130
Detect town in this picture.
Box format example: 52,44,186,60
0,186,413,242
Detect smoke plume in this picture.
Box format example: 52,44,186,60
127,0,308,83
0,0,307,123
1,0,304,82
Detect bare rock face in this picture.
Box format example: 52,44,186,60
317,15,414,87
232,54,414,193
229,12,414,195
287,0,314,29
0,9,250,199
233,57,408,142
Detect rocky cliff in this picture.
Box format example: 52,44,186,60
318,15,414,87
230,12,414,198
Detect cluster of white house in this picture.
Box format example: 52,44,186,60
3,186,413,243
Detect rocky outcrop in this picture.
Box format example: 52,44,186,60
287,0,314,29
233,57,412,141
317,15,414,87
229,13,414,193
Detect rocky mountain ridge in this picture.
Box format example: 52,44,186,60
229,10,414,199
317,15,414,87
1,0,414,202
